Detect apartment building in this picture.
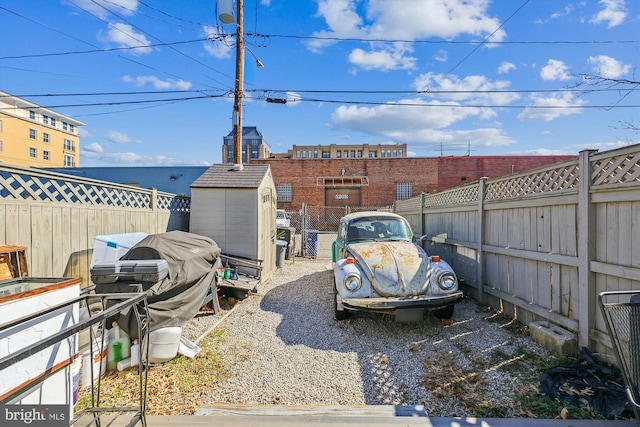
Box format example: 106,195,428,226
278,143,407,160
222,126,271,163
0,90,84,168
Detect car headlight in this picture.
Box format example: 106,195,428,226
343,273,362,292
437,272,456,290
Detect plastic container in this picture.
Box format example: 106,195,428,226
90,232,148,268
147,326,182,364
91,259,169,284
107,324,130,371
71,356,81,405
117,358,131,371
304,229,319,258
130,339,140,367
276,240,287,268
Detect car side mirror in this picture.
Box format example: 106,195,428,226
417,235,428,243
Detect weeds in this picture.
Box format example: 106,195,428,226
75,328,231,415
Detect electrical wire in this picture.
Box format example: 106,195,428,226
244,31,638,46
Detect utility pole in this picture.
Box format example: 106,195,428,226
233,0,244,165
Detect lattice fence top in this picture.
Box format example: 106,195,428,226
485,160,579,200
0,165,186,211
394,197,422,212
424,183,480,207
591,145,640,187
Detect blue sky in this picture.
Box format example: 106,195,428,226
1,0,638,166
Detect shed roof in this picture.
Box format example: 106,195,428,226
190,164,272,189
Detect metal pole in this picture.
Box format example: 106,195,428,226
233,0,244,165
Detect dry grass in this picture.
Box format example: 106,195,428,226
75,329,231,416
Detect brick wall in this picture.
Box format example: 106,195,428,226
253,155,576,209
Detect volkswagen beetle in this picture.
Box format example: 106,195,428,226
331,211,463,321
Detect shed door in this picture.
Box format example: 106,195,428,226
261,188,275,276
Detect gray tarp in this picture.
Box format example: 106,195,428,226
113,230,221,338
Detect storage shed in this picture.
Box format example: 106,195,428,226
189,164,277,280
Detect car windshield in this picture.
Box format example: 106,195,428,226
347,217,412,242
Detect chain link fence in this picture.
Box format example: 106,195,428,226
282,204,391,258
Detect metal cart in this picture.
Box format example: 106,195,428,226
598,290,640,424
0,291,149,427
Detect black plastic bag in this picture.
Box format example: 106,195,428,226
540,347,629,418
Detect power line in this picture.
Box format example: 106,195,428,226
446,0,530,75
245,32,638,46
0,39,208,60
0,94,226,110
5,84,637,100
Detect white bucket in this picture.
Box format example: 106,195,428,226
79,332,109,388
147,327,182,363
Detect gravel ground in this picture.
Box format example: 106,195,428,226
182,258,554,417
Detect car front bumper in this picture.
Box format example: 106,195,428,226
340,291,464,311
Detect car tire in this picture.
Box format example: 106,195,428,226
333,278,348,321
435,305,454,320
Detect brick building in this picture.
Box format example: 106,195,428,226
253,155,576,210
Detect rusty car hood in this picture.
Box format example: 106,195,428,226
346,241,429,297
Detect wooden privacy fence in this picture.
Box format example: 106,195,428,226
394,144,640,354
0,164,190,286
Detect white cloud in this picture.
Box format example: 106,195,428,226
588,55,631,78
413,72,520,106
331,99,515,148
101,22,152,55
203,26,233,59
348,43,416,71
434,50,448,63
106,130,142,144
122,75,192,90
497,62,516,74
308,0,506,71
540,59,571,81
517,92,586,121
84,142,104,153
590,0,627,27
66,0,138,20
286,91,302,107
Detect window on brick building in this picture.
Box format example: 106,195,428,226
322,151,330,158
277,183,292,202
396,182,412,200
336,151,341,158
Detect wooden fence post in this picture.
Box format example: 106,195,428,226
476,178,487,304
420,193,426,238
577,149,597,348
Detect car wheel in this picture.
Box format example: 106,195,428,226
333,278,348,321
435,305,454,320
